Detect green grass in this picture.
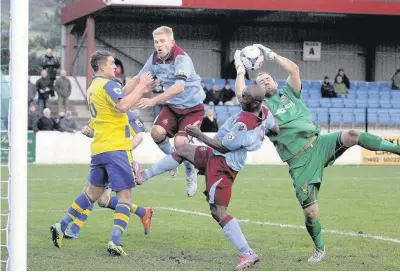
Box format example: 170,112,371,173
2,165,400,270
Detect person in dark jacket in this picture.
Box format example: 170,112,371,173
114,58,126,86
203,83,221,105
54,70,72,112
59,110,77,133
200,108,219,132
28,103,39,130
39,48,60,97
36,70,54,113
33,108,58,132
320,76,336,98
220,80,235,104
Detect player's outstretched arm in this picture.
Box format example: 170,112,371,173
254,44,301,92
122,76,140,95
186,125,230,154
234,50,246,103
117,72,154,112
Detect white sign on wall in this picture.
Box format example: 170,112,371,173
303,41,321,61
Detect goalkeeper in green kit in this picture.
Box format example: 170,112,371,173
234,44,400,263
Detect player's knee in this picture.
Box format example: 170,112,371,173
151,125,167,143
175,144,192,159
174,135,189,149
209,204,227,223
304,206,319,223
341,129,360,147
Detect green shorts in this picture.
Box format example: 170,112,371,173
287,132,347,206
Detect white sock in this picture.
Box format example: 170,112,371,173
222,219,251,255
157,137,173,155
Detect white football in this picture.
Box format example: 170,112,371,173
240,46,264,71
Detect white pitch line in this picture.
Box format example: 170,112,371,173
157,207,400,244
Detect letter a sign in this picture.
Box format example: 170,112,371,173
303,41,321,61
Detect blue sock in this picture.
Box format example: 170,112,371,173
105,196,118,210
144,155,180,180
70,204,93,234
111,202,132,246
131,204,146,218
60,192,94,232
184,160,195,176
157,137,173,155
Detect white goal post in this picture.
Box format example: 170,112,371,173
6,0,29,270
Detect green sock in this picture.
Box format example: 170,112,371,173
305,219,324,251
358,132,400,155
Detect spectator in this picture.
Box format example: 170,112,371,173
204,83,222,105
28,77,36,107
334,75,348,97
200,108,219,132
114,58,126,86
220,80,236,105
36,69,53,113
59,110,77,133
55,111,65,130
32,108,58,132
28,103,39,130
391,69,400,90
321,76,336,98
54,70,72,112
201,81,209,93
39,48,59,97
335,68,350,89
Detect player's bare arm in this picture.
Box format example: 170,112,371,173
116,72,154,112
137,82,184,109
81,126,94,138
122,76,140,95
254,44,301,92
185,125,230,154
234,50,246,103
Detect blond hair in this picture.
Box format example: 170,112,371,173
152,26,174,39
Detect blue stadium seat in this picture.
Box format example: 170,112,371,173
354,109,366,125
367,109,378,125
227,106,241,114
320,98,331,108
301,80,311,90
228,79,235,87
344,99,357,108
356,97,368,108
368,99,380,108
204,104,212,112
341,109,354,125
310,81,322,89
392,102,400,109
358,82,368,90
331,98,344,108
390,109,400,125
216,112,230,123
245,79,254,86
350,82,357,90
308,99,320,108
380,102,392,109
380,92,391,99
316,108,328,124
392,92,400,99
377,109,391,125
368,82,379,90
368,91,379,98
381,86,392,92
379,82,391,89
214,106,228,114
346,93,356,99
308,108,318,123
309,90,320,98
329,108,342,125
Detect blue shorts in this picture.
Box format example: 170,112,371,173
88,150,135,192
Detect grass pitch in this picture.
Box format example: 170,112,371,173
1,164,400,270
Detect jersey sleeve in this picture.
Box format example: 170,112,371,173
174,54,192,86
88,119,94,129
283,83,302,99
136,54,154,78
127,111,145,136
104,80,125,106
221,122,248,151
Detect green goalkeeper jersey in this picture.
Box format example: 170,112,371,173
264,83,320,162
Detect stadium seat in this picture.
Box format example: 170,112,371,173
301,80,311,90
392,102,400,109
320,98,331,108
358,82,368,90
227,106,241,114
377,109,391,125
350,82,357,90
316,108,328,124
367,109,378,125
214,106,228,114
368,82,379,90
344,99,357,108
390,109,400,126
307,99,320,108
368,99,380,108
341,109,354,125
331,98,344,108
329,108,342,125
216,112,230,123
346,93,356,99
309,90,320,98
310,81,322,90
379,82,391,90
368,92,379,98
354,108,366,125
